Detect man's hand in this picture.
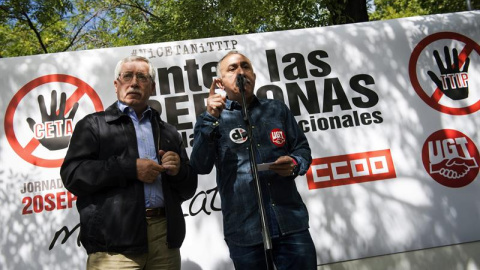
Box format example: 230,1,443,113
136,158,165,183
26,90,79,150
159,150,181,176
206,78,226,118
269,156,297,177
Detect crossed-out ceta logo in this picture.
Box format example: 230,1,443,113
410,32,480,187
4,74,103,168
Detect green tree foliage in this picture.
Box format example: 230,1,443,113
82,0,333,46
1,0,338,57
370,0,478,20
325,0,370,25
0,0,475,58
0,0,86,56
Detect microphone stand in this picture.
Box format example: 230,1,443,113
237,74,275,270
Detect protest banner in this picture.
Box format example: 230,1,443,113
1,11,479,269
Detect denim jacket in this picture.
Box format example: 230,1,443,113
191,97,312,246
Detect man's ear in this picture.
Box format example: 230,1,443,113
150,81,156,95
114,80,119,94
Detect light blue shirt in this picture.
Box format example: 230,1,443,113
117,101,164,208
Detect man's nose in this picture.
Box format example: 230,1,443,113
235,70,247,83
130,75,139,85
239,70,249,80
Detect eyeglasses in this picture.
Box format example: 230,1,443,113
117,72,151,83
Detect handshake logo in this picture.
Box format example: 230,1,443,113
423,130,479,188
430,156,477,179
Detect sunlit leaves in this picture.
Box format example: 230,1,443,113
2,0,473,58
370,0,477,21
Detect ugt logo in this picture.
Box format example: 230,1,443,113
270,128,286,147
422,129,480,188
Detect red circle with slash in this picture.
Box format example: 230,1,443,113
409,32,480,115
4,74,103,168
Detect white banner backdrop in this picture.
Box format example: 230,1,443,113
1,11,479,269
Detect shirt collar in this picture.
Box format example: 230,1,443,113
117,100,152,120
225,96,259,111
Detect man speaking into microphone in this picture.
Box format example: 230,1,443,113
190,51,317,269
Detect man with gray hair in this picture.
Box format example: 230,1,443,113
61,56,197,269
191,51,316,269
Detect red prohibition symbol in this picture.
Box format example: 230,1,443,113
5,74,103,168
409,32,480,115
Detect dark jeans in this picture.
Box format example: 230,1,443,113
226,230,317,270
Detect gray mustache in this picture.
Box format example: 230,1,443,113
127,89,142,95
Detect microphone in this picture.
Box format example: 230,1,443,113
237,74,248,120
236,74,246,92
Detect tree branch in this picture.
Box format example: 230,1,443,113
62,10,104,52
114,0,161,21
21,10,48,53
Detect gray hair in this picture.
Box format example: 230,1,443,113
114,56,156,81
216,50,251,77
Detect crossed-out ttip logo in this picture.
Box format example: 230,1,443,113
422,129,480,188
4,74,103,168
409,32,480,115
